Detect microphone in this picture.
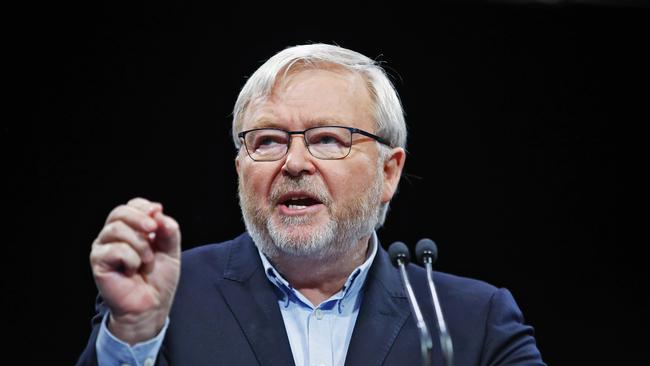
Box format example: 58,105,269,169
416,239,454,366
389,241,432,366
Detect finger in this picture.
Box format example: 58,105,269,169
91,242,142,277
96,221,154,262
127,197,163,216
106,205,159,233
152,211,181,255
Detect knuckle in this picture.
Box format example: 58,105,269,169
127,197,150,209
105,221,121,236
89,247,99,263
112,242,128,255
108,242,131,259
106,204,128,223
89,243,110,264
128,196,148,204
127,197,162,213
99,221,128,242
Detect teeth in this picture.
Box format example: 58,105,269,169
288,204,307,209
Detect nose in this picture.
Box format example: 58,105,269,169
282,135,316,177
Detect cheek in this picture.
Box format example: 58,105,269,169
239,164,277,200
319,160,375,201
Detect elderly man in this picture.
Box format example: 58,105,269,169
77,43,545,366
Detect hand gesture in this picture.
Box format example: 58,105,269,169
90,197,181,344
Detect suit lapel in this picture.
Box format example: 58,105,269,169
344,247,411,366
216,235,295,366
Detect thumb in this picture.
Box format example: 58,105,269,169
151,211,181,257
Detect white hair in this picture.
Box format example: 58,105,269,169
231,43,407,150
232,43,407,227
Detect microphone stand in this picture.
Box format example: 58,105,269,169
390,241,433,366
398,261,433,366
416,238,454,366
422,257,454,366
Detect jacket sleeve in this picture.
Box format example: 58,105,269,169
77,298,169,366
480,288,546,366
75,296,105,366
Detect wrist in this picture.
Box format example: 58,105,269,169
107,309,169,345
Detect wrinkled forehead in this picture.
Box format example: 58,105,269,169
240,62,375,128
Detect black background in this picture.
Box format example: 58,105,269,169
7,0,647,364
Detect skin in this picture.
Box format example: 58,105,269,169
89,64,405,345
236,66,405,305
90,198,181,345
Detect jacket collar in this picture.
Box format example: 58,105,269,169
217,232,410,366
217,233,296,366
344,241,411,366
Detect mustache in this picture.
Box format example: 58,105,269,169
269,176,332,206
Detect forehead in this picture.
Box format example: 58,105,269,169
241,66,375,131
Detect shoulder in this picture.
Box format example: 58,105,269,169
431,270,500,302
371,245,501,307
404,263,509,314
406,270,544,363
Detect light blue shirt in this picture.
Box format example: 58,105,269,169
96,233,378,366
96,312,168,366
258,233,378,366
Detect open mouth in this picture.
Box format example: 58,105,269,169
277,193,324,211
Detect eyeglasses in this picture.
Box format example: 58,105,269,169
238,125,392,162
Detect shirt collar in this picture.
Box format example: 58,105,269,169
257,232,379,312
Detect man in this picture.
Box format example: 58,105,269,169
77,43,545,365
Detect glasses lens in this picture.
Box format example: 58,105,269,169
305,127,352,159
245,129,288,161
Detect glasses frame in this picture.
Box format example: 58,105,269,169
238,125,392,162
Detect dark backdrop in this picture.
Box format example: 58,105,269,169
7,1,646,364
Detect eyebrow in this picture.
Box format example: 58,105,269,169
248,117,347,130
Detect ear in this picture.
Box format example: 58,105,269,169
381,147,406,203
235,154,241,176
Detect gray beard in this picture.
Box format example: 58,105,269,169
238,164,384,261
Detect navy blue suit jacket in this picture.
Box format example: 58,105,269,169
77,232,545,365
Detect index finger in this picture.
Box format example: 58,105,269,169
105,205,159,233
127,197,163,216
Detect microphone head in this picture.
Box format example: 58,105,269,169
388,241,411,266
415,238,438,265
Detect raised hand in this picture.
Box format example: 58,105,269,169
90,197,181,344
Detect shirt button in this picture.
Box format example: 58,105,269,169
144,359,154,366
315,308,323,320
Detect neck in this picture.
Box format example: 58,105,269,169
269,235,371,306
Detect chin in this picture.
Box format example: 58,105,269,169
267,218,337,258
273,224,329,244
273,211,328,229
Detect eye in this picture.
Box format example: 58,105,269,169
309,130,347,146
314,134,341,145
249,132,287,150
258,137,279,146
